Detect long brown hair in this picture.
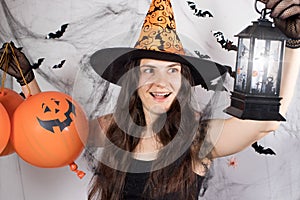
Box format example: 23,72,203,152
87,59,211,200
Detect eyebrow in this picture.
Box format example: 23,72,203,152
139,63,181,68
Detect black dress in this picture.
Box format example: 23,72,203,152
123,159,205,200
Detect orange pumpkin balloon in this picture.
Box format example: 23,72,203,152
0,103,10,154
0,88,24,156
12,91,88,168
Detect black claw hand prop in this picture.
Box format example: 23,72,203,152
0,41,35,85
258,0,300,48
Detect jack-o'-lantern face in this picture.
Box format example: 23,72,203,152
12,91,88,169
37,97,76,134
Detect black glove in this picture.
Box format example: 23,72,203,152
0,41,35,85
259,0,300,48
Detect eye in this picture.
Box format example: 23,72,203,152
168,67,179,73
44,106,51,113
142,68,154,74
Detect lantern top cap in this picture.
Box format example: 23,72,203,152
235,18,288,40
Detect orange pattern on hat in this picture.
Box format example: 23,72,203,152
134,0,185,55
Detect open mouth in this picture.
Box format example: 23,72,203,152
150,92,171,98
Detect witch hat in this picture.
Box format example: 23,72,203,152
90,0,230,89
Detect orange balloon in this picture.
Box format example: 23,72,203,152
12,91,88,168
0,88,24,156
0,103,10,154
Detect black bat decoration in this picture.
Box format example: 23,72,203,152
251,142,276,155
32,58,44,69
187,1,213,18
46,23,69,39
37,99,76,133
212,31,238,51
194,50,210,59
52,59,66,69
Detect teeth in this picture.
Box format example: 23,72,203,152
151,92,171,97
155,93,168,96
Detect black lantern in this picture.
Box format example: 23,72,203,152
225,1,288,121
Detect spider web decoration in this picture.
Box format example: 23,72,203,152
0,0,115,117
0,0,300,200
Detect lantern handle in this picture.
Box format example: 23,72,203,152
255,0,271,19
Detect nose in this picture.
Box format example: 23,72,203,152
152,72,167,87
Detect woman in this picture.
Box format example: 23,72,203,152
86,49,299,199
1,0,300,199
87,58,213,199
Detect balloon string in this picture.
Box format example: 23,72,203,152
8,43,31,96
0,43,10,93
2,53,8,92
0,44,7,66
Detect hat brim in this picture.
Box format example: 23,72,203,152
90,47,231,90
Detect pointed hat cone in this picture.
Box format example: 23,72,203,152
134,0,185,55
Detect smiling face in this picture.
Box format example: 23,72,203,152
137,58,182,118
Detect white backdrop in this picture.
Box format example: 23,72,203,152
1,0,300,199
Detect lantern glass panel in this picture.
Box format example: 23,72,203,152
251,39,282,95
235,38,250,92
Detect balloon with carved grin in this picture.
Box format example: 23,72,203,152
12,91,89,168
